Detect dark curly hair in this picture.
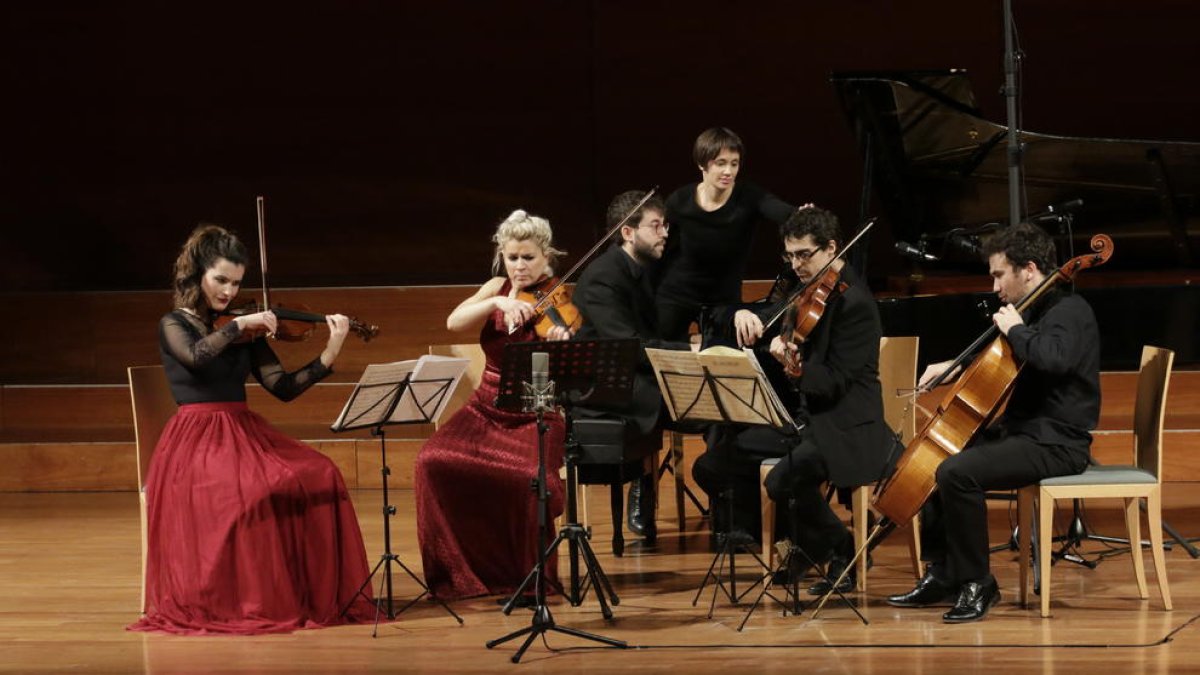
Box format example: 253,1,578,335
606,190,666,240
779,206,842,249
982,222,1056,274
171,224,249,316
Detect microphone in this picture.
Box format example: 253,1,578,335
946,232,982,257
527,351,555,412
895,241,939,262
531,351,548,392
1029,198,1083,223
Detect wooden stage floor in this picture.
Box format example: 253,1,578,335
3,488,1200,674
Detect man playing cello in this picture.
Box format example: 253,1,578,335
888,222,1100,623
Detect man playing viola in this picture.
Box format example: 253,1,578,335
888,222,1099,622
692,206,893,592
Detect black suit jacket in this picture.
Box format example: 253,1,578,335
573,244,692,435
753,266,894,487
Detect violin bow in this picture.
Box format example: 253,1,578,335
506,188,659,335
528,187,659,313
762,216,878,331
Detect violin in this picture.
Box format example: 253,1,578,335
226,196,380,343
515,276,582,338
506,188,660,338
216,299,379,343
778,265,848,376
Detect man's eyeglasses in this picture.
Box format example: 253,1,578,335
639,222,670,234
781,247,821,263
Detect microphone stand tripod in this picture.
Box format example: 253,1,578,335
485,373,626,663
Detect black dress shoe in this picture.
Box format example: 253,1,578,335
807,553,873,596
886,570,959,607
942,577,1000,623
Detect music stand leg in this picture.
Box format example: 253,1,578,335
558,421,621,614
691,488,769,617
342,428,463,635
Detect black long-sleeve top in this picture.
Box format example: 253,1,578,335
158,309,331,405
1000,290,1101,451
657,181,794,308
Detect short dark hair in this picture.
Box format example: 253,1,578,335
172,224,248,315
982,222,1057,274
779,206,842,249
606,190,666,234
692,127,744,168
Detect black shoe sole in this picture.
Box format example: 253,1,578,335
885,596,957,608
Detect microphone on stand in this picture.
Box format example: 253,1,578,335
895,241,939,262
527,351,555,413
1029,198,1083,223
946,232,983,257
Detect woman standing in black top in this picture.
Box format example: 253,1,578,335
657,127,797,341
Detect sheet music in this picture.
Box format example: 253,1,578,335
330,355,470,431
392,355,470,423
740,346,795,428
331,360,418,430
645,346,791,427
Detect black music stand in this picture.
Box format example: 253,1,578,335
332,363,464,636
485,338,637,663
656,366,779,616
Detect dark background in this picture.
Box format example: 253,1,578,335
3,1,1198,292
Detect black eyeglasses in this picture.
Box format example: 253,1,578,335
638,222,669,234
781,247,821,263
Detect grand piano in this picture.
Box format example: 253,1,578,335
832,70,1200,368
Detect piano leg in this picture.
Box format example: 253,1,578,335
610,485,625,557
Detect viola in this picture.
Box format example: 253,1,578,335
812,233,1115,615
515,276,582,338
216,299,379,343
778,265,848,377
506,188,660,338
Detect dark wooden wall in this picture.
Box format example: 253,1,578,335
4,1,1198,292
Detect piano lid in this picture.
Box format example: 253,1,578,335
832,70,1200,268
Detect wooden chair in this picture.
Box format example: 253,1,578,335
1018,345,1174,617
427,343,486,429
660,428,709,531
127,365,177,613
760,336,922,590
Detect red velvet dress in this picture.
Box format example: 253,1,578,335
414,283,566,600
129,310,374,635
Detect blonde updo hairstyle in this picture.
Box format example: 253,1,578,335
490,209,565,277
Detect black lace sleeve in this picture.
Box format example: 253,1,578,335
159,311,242,369
248,339,332,402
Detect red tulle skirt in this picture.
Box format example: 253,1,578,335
128,402,374,635
414,370,565,600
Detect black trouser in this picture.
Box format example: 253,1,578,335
693,425,850,560
762,433,852,563
692,426,781,539
919,433,1089,585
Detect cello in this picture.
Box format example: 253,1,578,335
813,233,1114,615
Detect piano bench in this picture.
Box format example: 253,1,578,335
570,417,659,557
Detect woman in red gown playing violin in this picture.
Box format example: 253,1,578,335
130,224,374,635
415,209,574,601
